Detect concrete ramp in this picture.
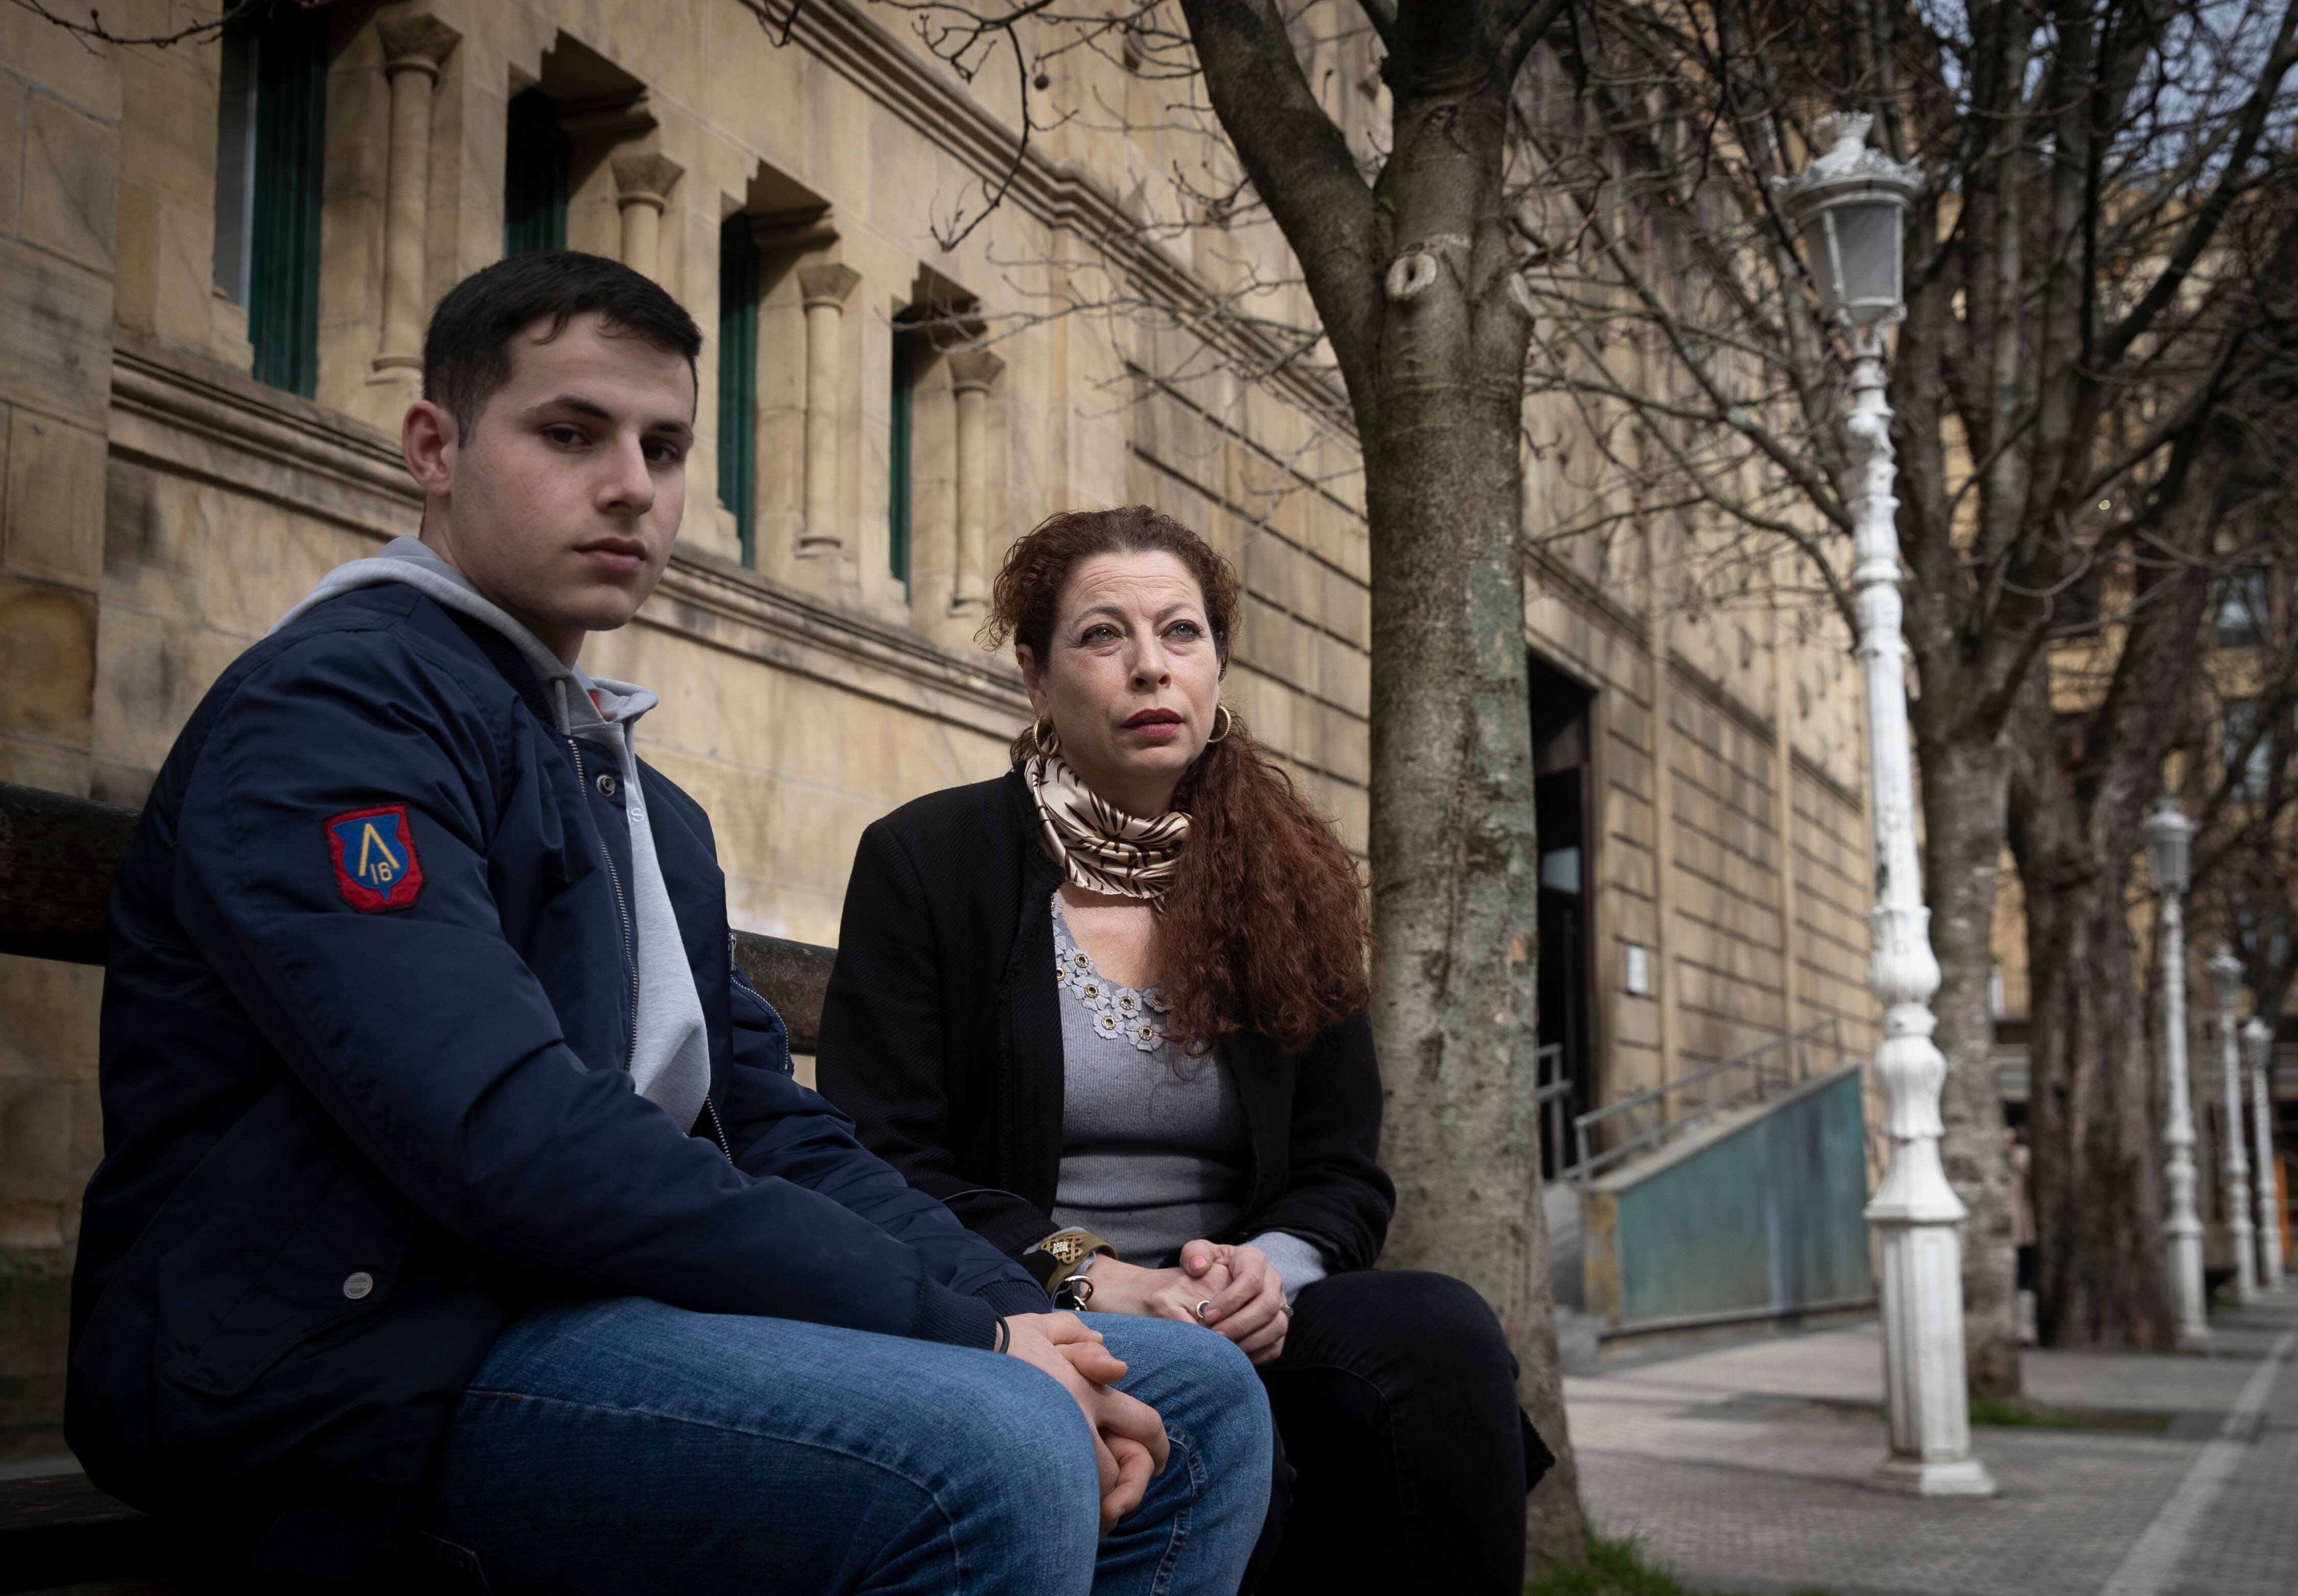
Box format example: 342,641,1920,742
1575,1062,1874,1340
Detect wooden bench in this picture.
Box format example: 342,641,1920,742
0,780,842,1593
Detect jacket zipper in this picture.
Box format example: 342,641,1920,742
701,1097,733,1160
567,735,641,1066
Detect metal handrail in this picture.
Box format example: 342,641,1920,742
1535,1042,1571,1183
1567,1017,1846,1184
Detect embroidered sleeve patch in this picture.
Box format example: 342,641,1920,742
325,804,425,912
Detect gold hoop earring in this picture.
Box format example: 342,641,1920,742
1031,719,1061,759
1205,704,1233,745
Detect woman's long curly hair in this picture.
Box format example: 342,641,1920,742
984,506,1373,1055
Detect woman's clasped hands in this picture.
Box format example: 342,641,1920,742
1084,1241,1290,1366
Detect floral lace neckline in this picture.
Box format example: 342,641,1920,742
1051,893,1171,1052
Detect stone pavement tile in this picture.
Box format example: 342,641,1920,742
1584,1323,1888,1407
1577,1420,2206,1596
2163,1299,2298,1596
2164,1421,2298,1596
2024,1348,2256,1414
1566,1315,2298,1596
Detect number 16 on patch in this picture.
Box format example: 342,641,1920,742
325,803,426,912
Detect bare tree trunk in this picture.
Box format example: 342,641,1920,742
1918,731,2023,1397
1358,30,1582,1570
2003,442,2234,1349
1366,356,1579,1568
1175,0,1582,1566
2007,670,2175,1350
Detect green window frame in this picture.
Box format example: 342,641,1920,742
888,331,914,590
504,89,568,257
718,218,760,568
228,9,328,397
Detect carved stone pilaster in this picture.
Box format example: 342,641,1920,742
371,14,461,378
794,264,862,558
610,153,684,282
944,349,1003,617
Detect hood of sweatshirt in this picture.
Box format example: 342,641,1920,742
271,536,713,1133
270,536,659,742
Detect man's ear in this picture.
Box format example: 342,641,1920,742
402,399,459,501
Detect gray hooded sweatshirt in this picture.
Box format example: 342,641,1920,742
271,536,713,1133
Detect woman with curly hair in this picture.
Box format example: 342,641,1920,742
816,506,1550,1593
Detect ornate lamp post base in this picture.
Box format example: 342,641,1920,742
1869,1147,2000,1498
2168,1221,2211,1349
1873,1457,2002,1497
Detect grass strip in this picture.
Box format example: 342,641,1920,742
1526,1531,1839,1596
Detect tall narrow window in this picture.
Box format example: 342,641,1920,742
888,329,914,591
212,27,257,305
717,217,759,568
2224,698,2272,803
2217,567,2271,649
503,89,568,256
216,10,327,395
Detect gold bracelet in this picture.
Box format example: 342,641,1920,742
1024,1227,1117,1300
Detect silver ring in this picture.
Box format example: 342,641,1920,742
1192,1300,1212,1324
1280,1302,1294,1318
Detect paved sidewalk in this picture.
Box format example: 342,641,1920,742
1565,1288,2298,1596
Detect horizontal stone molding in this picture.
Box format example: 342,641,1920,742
1791,747,1866,819
110,336,422,540
106,334,1029,741
1668,650,1779,753
1527,547,1650,652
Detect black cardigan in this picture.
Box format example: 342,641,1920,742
815,769,1395,1272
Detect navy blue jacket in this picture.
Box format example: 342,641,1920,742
67,584,1045,1584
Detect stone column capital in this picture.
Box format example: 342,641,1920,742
797,263,863,310
377,13,461,78
611,153,685,212
946,349,1005,394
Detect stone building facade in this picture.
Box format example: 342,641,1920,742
0,0,1875,1447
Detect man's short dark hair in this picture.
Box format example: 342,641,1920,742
423,251,704,436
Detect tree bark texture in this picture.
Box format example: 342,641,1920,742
1175,0,1582,1565
2006,672,2176,1350
2004,493,2225,1350
1916,732,2022,1398
1359,22,1584,1566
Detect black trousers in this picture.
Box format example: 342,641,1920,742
1240,1269,1553,1595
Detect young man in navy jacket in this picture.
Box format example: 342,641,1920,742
67,252,1270,1594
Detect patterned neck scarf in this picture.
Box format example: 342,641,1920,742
1025,753,1190,900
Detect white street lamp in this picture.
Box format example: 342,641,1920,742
2142,798,2209,1342
2209,949,2257,1303
1776,112,1996,1498
2243,1016,2283,1291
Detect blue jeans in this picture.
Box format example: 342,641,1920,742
427,1299,1272,1596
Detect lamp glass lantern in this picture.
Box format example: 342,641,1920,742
2142,797,2195,897
2212,948,2246,1014
1774,112,1922,330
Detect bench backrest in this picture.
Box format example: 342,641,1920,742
0,780,838,1051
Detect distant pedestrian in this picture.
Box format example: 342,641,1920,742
2010,1125,2038,1344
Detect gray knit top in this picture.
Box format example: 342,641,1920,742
1046,894,1328,1297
